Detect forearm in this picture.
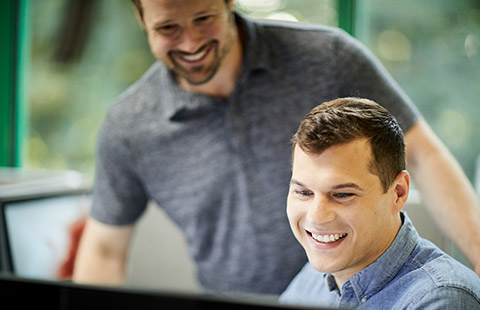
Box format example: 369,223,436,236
72,217,132,284
73,245,127,284
406,120,480,274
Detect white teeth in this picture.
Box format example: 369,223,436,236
311,232,347,243
182,49,207,62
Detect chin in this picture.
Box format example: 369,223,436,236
306,253,342,274
183,74,215,85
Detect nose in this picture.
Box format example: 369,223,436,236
306,197,336,225
177,25,203,53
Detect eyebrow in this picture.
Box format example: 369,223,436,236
290,179,365,191
194,10,215,17
331,183,365,191
153,9,216,28
290,179,306,187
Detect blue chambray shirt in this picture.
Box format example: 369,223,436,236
279,212,480,309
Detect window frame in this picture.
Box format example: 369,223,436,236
0,0,29,167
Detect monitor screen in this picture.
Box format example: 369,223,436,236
0,192,90,280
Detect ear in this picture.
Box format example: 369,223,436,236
391,170,410,213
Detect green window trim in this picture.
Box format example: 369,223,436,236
0,0,29,168
337,0,369,42
338,0,356,35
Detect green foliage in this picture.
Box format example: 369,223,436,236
27,0,154,176
367,0,480,180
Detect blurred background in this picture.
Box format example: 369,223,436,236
1,0,479,290
6,0,478,184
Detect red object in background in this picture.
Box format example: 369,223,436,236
57,216,87,279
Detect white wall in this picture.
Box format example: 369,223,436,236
126,202,201,292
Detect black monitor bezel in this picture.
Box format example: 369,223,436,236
0,273,342,310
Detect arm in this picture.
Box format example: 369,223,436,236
405,119,480,275
72,216,134,284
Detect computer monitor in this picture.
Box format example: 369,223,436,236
0,274,346,310
0,169,90,280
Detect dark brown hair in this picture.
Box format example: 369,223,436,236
131,0,143,19
131,0,230,21
291,97,405,192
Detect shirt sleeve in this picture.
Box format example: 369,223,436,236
90,107,148,226
334,29,422,133
410,286,480,309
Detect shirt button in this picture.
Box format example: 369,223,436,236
361,296,368,303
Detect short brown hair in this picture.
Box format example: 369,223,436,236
131,0,230,21
131,0,143,19
291,97,405,192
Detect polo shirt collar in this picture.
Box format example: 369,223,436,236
161,67,224,121
236,11,272,73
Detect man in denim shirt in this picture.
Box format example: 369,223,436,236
280,98,480,309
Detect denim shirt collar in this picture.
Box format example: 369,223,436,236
329,212,419,305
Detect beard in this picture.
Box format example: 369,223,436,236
168,14,236,86
168,40,223,85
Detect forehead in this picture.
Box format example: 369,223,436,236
141,0,226,21
292,140,380,188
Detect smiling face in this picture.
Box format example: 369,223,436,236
287,139,409,288
138,0,239,86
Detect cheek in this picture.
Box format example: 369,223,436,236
207,17,232,41
286,199,303,227
286,199,294,221
286,207,303,242
148,34,177,57
200,26,224,43
203,22,220,34
348,203,383,236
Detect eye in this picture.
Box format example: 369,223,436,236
294,189,313,197
332,192,356,200
156,24,179,35
195,14,215,25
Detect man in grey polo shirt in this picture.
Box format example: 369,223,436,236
73,0,480,295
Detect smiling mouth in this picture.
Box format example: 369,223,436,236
180,48,209,62
173,42,215,64
308,231,348,243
